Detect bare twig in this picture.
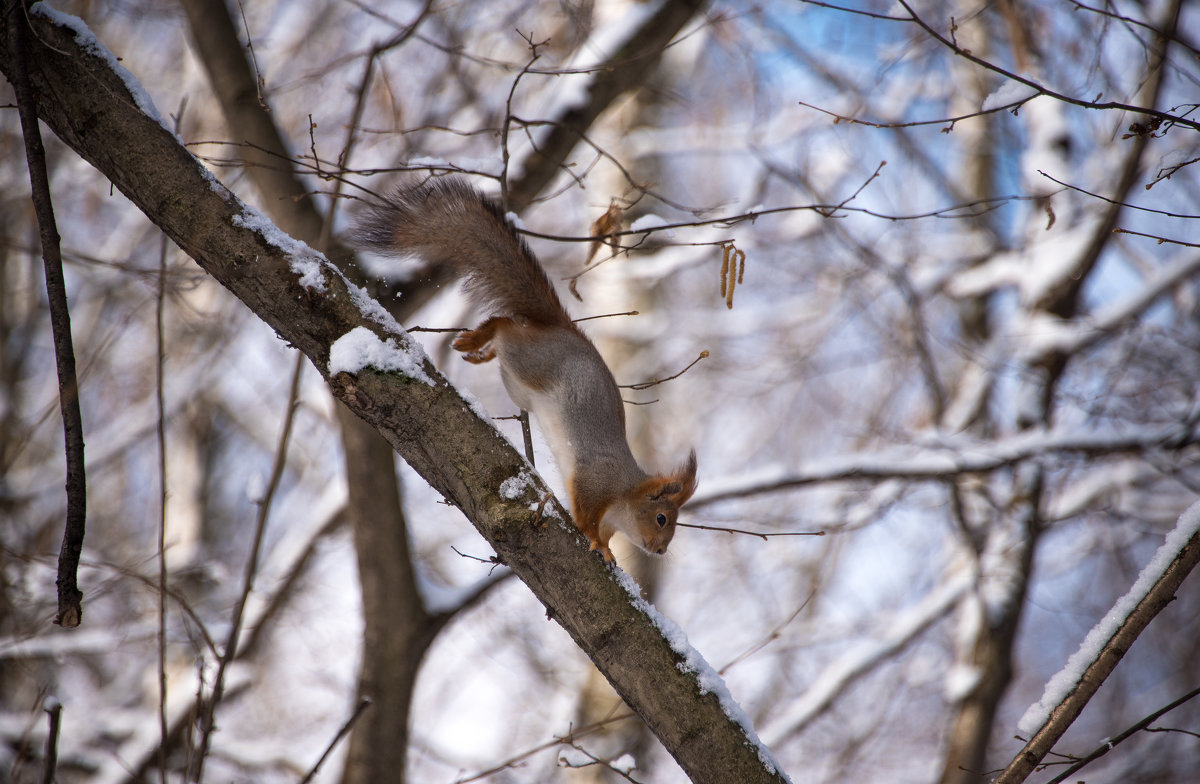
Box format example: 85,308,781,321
1147,153,1200,189
231,0,266,108
299,698,373,784
1113,227,1200,248
894,0,1199,132
155,212,171,784
499,31,548,210
454,714,638,784
622,350,709,391
1038,170,1200,219
316,0,434,249
557,738,646,783
676,522,825,541
8,0,87,628
1042,685,1200,784
573,309,639,323
518,192,1039,245
155,96,187,784
799,96,1037,131
189,352,306,781
41,697,62,784
720,592,816,675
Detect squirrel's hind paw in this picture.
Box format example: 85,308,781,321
451,329,497,363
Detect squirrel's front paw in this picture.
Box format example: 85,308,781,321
588,539,615,563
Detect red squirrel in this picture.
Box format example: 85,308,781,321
356,179,697,561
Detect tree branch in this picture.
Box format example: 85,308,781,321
691,424,1195,507
894,0,1198,133
5,0,87,628
505,0,708,210
995,505,1200,784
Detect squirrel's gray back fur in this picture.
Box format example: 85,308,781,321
355,179,572,329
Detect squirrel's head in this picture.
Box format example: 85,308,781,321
629,450,698,555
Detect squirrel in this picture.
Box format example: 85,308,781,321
355,179,697,561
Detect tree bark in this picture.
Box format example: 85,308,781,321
0,8,787,782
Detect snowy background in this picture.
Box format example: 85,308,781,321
3,1,1200,782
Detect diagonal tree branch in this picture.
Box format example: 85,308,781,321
995,505,1200,784
0,7,786,782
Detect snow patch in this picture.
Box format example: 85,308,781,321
499,470,536,501
328,327,434,385
610,753,636,774
944,664,983,701
610,568,788,779
504,211,526,231
1017,499,1200,735
230,206,330,293
32,2,173,133
630,213,676,237
982,80,1039,112
406,155,501,176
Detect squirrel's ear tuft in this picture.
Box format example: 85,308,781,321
650,481,683,499
669,449,698,506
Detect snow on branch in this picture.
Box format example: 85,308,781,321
1013,253,1200,362
694,424,1192,506
761,566,973,745
995,500,1200,784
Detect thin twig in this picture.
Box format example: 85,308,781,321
1044,685,1200,784
190,352,306,781
155,216,171,784
299,698,373,784
518,192,1041,245
156,95,187,784
817,160,886,217
557,738,646,783
499,31,547,210
677,522,826,540
720,592,816,675
318,0,433,250
232,0,266,108
1038,170,1200,219
8,0,87,628
621,350,709,391
41,697,62,784
1113,227,1200,248
894,0,1200,132
573,309,639,323
454,714,638,783
798,96,1037,131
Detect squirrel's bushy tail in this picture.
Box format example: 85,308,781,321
356,179,571,329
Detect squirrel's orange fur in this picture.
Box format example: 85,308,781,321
357,179,697,561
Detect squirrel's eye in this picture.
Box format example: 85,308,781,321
656,513,668,527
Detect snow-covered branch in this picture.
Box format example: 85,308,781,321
694,424,1192,506
761,567,972,745
995,500,1200,784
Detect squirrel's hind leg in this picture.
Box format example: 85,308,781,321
452,316,512,364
